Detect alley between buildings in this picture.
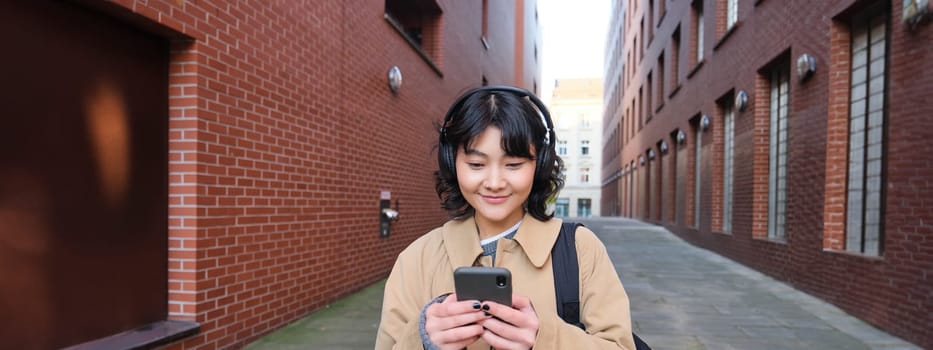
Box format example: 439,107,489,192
247,217,918,350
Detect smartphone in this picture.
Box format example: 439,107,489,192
453,266,512,307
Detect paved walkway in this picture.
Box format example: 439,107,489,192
245,217,920,349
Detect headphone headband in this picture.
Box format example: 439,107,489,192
440,85,553,146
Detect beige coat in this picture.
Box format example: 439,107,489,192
375,214,636,350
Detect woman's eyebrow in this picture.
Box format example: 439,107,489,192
463,148,488,157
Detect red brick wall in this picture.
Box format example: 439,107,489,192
608,0,933,347
54,0,540,349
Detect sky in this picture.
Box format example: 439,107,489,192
538,0,611,103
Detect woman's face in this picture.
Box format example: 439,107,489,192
456,127,536,235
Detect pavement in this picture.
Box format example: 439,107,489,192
245,217,921,350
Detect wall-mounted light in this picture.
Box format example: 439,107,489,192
796,54,817,81
388,66,402,94
639,156,646,165
734,90,748,112
659,141,669,154
700,115,711,131
647,149,656,160
677,130,687,145
904,0,931,30
624,165,629,173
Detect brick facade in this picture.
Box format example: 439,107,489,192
12,0,540,348
604,0,933,347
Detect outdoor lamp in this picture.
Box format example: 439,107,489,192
735,90,748,112
796,54,817,81
677,130,687,145
388,66,402,93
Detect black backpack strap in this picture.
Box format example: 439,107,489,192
552,221,585,330
552,221,654,350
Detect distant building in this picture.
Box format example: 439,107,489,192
0,0,540,349
603,0,933,348
550,78,603,218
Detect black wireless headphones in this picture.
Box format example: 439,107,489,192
437,85,556,180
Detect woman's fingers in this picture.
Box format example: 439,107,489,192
425,294,489,348
482,295,539,329
475,294,539,349
432,323,485,349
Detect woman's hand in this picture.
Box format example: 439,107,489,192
424,293,488,350
477,293,539,350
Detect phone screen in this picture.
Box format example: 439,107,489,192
453,266,512,307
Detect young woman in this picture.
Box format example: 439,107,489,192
375,86,636,350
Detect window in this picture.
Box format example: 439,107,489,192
555,198,570,217
581,113,591,128
635,35,640,64
556,112,570,129
581,167,590,183
692,0,704,64
727,0,738,30
558,140,568,155
646,72,653,119
384,0,443,63
645,153,653,220
638,86,644,129
657,53,665,108
578,198,592,217
621,63,627,91
846,8,887,255
581,140,590,155
639,18,645,59
648,0,655,41
630,161,637,217
768,62,790,240
671,26,681,89
482,0,489,47
675,130,687,225
631,97,637,135
694,123,702,228
722,101,734,232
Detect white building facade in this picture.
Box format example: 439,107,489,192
549,78,603,218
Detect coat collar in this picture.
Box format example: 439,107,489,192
442,213,562,268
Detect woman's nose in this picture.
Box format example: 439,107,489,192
483,168,506,191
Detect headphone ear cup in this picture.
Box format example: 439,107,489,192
445,141,455,176
438,137,456,178
535,140,551,179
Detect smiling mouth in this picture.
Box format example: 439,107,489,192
481,195,509,203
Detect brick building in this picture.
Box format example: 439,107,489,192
602,0,932,347
0,0,540,348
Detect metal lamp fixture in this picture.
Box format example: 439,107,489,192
700,115,711,131
388,66,402,93
904,0,931,30
659,141,669,154
639,156,646,165
796,54,817,81
677,130,687,145
735,90,749,112
647,149,656,160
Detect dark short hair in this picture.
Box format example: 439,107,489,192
434,88,564,221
